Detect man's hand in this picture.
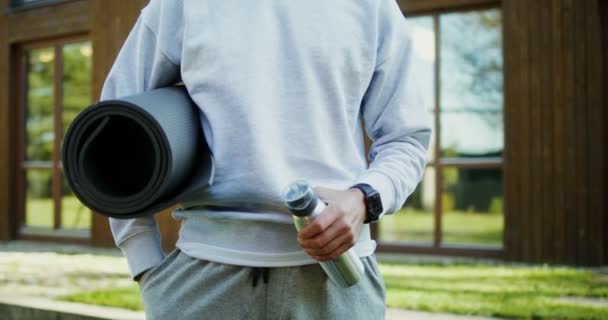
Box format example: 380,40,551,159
297,187,366,261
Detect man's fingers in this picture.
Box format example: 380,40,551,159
299,219,348,250
312,240,356,262
302,225,353,256
298,206,339,239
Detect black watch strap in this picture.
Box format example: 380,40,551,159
352,183,383,224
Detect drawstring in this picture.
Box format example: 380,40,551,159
251,267,270,287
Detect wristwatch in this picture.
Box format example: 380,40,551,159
351,183,383,224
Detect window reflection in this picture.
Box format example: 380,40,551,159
11,0,45,6
61,41,93,230
25,169,53,228
408,16,436,161
441,167,503,245
440,9,503,157
62,41,92,139
380,167,435,243
61,173,91,230
26,47,55,162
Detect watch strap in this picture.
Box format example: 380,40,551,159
352,183,382,223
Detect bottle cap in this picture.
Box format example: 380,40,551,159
283,180,317,217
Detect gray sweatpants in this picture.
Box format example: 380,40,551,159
139,249,386,320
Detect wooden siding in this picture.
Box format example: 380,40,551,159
6,0,90,43
503,0,606,265
0,0,10,241
399,0,500,14
602,0,608,264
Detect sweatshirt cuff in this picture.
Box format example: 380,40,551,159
354,170,397,219
118,231,165,280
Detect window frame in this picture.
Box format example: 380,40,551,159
14,34,92,243
374,2,505,259
7,0,73,12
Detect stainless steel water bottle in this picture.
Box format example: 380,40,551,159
284,180,365,288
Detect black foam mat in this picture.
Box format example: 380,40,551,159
63,86,213,219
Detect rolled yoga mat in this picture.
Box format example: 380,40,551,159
63,86,213,219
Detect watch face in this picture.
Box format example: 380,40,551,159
368,193,383,216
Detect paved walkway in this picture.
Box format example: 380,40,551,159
0,240,499,320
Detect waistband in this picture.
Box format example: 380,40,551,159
173,208,376,267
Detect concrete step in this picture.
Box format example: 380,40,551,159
0,294,500,320
0,295,144,320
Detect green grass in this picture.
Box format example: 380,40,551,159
380,208,503,245
25,195,91,229
58,263,608,319
382,263,608,319
61,287,143,311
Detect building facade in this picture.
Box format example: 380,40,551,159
0,0,606,265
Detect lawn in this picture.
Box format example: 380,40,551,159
59,262,608,319
382,263,608,319
380,207,503,245
25,195,91,229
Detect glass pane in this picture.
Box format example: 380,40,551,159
61,172,91,230
62,41,92,140
11,0,42,6
26,47,55,161
439,10,503,157
24,169,53,228
408,16,436,161
379,167,435,243
441,167,503,245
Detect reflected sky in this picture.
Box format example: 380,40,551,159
407,10,503,157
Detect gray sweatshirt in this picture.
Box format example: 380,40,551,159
102,0,431,278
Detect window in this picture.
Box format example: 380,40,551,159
10,0,41,5
18,38,93,238
378,9,504,250
9,0,70,11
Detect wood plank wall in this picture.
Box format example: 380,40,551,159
602,0,608,264
0,0,10,241
503,0,606,266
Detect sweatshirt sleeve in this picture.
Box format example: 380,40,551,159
355,0,432,218
100,0,183,279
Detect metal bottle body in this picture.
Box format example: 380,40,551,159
285,181,365,288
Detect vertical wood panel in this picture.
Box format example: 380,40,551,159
540,0,554,263
585,0,604,265
602,0,608,265
517,0,533,262
551,0,566,263
504,0,606,265
502,0,519,260
562,0,578,265
0,0,11,241
528,0,543,263
573,0,589,264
